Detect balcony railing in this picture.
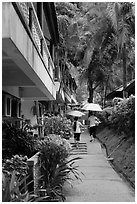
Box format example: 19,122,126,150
13,2,55,82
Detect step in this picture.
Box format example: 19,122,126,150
70,143,87,155
70,152,87,155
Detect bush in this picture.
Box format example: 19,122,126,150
108,95,135,138
43,116,72,139
2,122,38,159
96,111,109,125
2,154,28,178
2,154,29,201
37,134,72,153
38,139,82,201
2,170,50,202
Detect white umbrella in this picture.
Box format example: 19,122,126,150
82,103,102,112
66,110,85,117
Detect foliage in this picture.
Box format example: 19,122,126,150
108,95,135,138
96,112,109,126
2,122,37,159
2,171,49,202
55,2,135,104
39,141,82,201
43,116,72,140
2,155,28,178
36,134,72,154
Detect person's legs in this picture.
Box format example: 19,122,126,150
74,133,80,148
92,126,96,139
90,127,94,142
74,133,77,146
77,133,81,147
74,133,78,148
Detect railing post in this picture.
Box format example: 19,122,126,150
27,152,40,194
27,160,34,193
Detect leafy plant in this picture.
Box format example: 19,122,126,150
2,171,50,202
108,95,135,138
37,134,72,153
2,122,37,158
44,116,72,139
38,140,82,201
2,155,28,179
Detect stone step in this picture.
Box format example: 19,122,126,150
72,146,87,149
71,143,87,147
70,142,87,145
70,143,87,155
71,152,87,155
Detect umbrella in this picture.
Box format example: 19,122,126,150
82,103,102,112
66,110,85,117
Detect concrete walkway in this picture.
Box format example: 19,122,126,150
63,130,135,202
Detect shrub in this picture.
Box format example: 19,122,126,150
2,154,28,178
36,134,72,153
2,122,38,159
38,140,82,201
2,171,50,202
108,95,135,138
96,111,109,125
43,116,72,139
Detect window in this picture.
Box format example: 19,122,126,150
5,96,11,116
39,104,42,117
18,103,21,118
2,94,5,116
2,92,21,118
11,99,18,117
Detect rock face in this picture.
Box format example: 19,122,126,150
97,127,135,188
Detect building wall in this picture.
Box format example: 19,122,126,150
2,87,20,98
2,2,56,100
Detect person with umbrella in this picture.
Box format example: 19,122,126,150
73,117,84,148
88,111,100,142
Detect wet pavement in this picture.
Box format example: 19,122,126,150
63,130,135,202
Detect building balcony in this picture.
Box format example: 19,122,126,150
2,2,56,101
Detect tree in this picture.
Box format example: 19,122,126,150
78,4,117,103
107,2,135,97
79,2,135,102
55,2,135,104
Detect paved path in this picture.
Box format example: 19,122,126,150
63,130,135,202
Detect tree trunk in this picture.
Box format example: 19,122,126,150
103,76,109,108
122,43,127,98
88,82,94,103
